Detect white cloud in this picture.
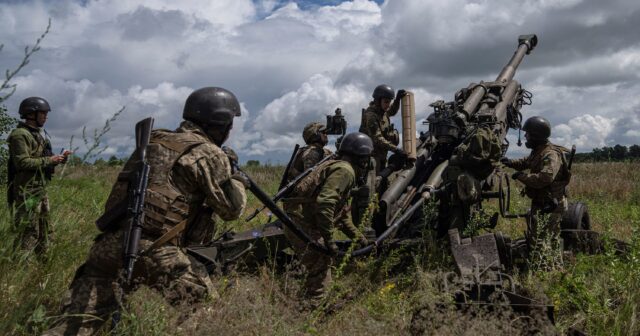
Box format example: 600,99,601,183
9,70,194,156
2,0,640,163
552,114,616,149
267,0,380,41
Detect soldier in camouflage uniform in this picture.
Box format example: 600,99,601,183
44,87,247,336
359,84,408,173
7,97,71,253
501,116,571,246
286,122,333,181
283,132,372,306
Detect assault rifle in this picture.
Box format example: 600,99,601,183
112,117,153,328
122,117,154,282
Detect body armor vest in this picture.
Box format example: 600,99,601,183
141,130,207,238
524,144,571,202
101,129,207,240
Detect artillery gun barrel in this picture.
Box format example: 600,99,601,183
493,80,520,137
462,34,537,118
496,34,538,84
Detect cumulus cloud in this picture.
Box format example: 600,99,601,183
2,0,640,163
9,70,194,156
552,114,616,149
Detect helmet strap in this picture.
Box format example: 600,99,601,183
517,128,522,147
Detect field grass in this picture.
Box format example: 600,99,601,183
0,162,638,335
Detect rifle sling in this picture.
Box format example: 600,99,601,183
144,218,188,253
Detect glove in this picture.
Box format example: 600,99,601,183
393,147,408,157
325,240,339,255
221,146,238,167
500,157,511,167
511,171,524,180
231,171,250,188
396,89,407,100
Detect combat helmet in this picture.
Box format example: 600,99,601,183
338,132,373,157
522,116,551,141
19,97,51,118
302,122,327,144
372,84,395,101
183,87,241,128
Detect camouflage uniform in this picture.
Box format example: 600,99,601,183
283,159,365,302
439,125,502,234
45,120,246,336
505,141,570,241
359,102,400,172
7,121,57,253
287,143,333,181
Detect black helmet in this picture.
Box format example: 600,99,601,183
372,84,394,101
183,87,241,128
338,132,373,157
522,116,551,141
19,97,51,118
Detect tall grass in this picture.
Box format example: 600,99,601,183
0,162,638,335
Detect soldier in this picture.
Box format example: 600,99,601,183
282,132,372,307
44,87,247,335
7,97,71,254
501,116,571,246
286,122,333,181
359,84,408,172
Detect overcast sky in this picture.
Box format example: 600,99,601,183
1,0,639,162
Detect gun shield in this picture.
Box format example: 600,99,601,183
401,91,417,159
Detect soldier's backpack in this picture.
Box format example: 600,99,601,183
452,124,503,180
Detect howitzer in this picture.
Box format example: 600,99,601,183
184,36,630,328
376,34,538,235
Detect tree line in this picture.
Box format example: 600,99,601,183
573,144,640,162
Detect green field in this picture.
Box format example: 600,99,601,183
0,162,638,335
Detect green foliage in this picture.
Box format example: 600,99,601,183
66,106,125,168
246,159,260,167
574,144,640,162
0,162,638,335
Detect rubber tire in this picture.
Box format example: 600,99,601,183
561,202,591,230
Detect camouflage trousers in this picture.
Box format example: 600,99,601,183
44,230,215,336
436,173,482,236
283,213,333,304
527,197,568,247
12,189,52,254
372,152,387,174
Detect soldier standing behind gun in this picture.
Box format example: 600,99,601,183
282,132,372,307
287,122,333,181
44,87,247,336
501,116,571,247
7,97,71,254
359,84,408,172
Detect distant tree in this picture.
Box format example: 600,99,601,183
629,144,640,159
612,144,628,161
247,160,260,167
107,155,124,166
94,158,107,167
